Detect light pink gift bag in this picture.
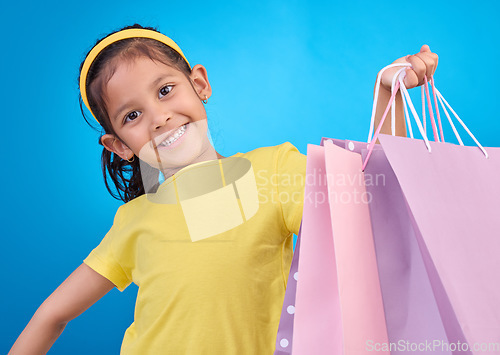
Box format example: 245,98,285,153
292,144,343,355
292,142,389,354
323,140,390,354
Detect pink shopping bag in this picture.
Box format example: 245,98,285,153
293,142,389,354
292,144,343,355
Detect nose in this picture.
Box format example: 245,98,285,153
151,105,171,131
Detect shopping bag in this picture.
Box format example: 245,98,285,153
291,142,389,355
378,134,500,349
325,138,452,354
367,67,500,353
274,223,302,355
290,144,343,355
276,62,499,354
324,140,390,354
279,64,412,355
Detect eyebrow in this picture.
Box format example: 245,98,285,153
112,74,176,122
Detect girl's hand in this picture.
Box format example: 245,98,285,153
374,45,439,137
380,45,439,91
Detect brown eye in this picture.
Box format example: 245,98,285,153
124,111,140,123
159,85,173,98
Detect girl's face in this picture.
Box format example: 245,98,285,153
100,56,214,171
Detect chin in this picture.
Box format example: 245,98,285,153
137,119,215,172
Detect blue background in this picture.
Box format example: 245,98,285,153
2,0,499,353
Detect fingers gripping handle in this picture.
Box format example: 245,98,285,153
365,64,489,171
364,63,423,171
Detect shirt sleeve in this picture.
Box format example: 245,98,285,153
275,142,306,236
83,206,132,292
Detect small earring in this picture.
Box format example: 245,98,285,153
202,95,208,104
127,155,135,163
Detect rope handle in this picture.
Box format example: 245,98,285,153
363,64,488,171
364,63,432,170
367,63,412,143
409,76,488,158
433,85,489,158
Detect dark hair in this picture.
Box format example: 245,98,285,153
78,24,192,203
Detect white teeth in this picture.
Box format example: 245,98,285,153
159,125,187,147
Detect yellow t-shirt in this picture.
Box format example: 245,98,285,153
83,142,306,354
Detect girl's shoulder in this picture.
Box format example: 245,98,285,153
243,141,306,178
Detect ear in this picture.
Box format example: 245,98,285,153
189,64,212,101
101,134,134,161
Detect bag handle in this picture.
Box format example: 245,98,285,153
403,75,488,158
390,66,410,138
364,65,488,170
433,83,464,145
367,63,433,150
421,75,444,142
364,64,433,171
433,84,489,158
367,63,411,143
398,74,433,151
370,66,446,146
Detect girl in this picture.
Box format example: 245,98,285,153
9,24,438,354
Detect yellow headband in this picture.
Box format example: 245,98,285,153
79,28,191,122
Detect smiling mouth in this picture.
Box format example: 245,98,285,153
155,124,188,148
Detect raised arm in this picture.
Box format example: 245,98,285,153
374,45,439,137
9,263,115,354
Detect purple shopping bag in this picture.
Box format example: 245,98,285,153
276,139,455,355
274,223,302,355
323,138,454,354
379,134,500,353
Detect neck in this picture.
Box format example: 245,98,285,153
160,149,225,179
